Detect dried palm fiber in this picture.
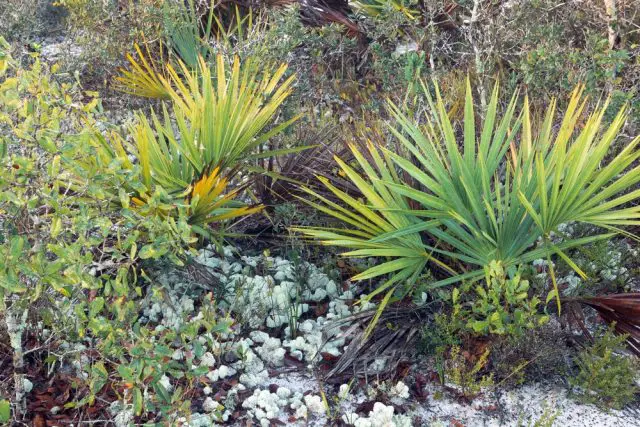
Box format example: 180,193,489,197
317,302,439,383
253,123,360,205
299,0,360,36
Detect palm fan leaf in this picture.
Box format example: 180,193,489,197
131,165,263,232
296,78,640,325
115,42,171,99
113,53,295,237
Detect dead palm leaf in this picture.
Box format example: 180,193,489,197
575,293,640,356
318,302,438,382
299,0,361,36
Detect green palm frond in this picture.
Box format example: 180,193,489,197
114,43,171,99
297,78,640,313
132,166,263,230
163,0,213,69
152,54,299,172
127,53,298,194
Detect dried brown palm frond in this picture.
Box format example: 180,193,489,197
432,2,460,31
299,0,360,36
574,293,640,356
253,122,365,207
200,0,360,35
267,0,298,5
318,302,438,383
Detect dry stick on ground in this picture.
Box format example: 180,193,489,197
4,306,29,418
604,0,622,92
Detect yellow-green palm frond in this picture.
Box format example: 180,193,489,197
293,141,455,302
127,53,299,182
114,43,171,99
186,166,263,227
159,54,299,170
119,53,295,236
130,166,262,235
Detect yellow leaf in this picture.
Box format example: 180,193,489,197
51,217,62,238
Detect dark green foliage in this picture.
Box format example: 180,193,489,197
420,313,462,383
570,326,639,410
489,327,574,388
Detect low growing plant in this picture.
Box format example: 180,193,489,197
78,293,233,420
517,403,560,427
420,313,462,383
0,36,195,418
453,261,549,337
445,345,494,399
569,325,639,410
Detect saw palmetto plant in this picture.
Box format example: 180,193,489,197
116,4,269,100
115,53,299,236
162,0,267,69
295,78,640,324
115,42,171,99
163,0,215,70
131,165,263,238
134,54,299,172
